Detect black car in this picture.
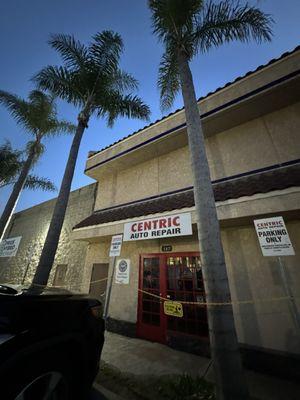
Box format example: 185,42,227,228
0,284,105,399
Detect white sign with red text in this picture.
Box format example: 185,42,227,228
254,217,295,256
123,213,192,241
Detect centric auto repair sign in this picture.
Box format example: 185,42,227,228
254,217,295,257
123,213,192,241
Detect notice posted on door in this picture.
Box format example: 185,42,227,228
254,216,295,257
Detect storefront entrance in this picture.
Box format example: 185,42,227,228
137,253,208,344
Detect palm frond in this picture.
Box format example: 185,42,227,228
26,90,58,133
33,30,149,127
32,65,83,106
24,175,56,192
89,30,123,73
0,141,22,186
45,120,77,136
97,93,150,127
49,34,89,70
195,0,273,52
26,141,45,163
0,90,32,132
149,0,203,42
110,70,139,93
28,89,54,108
158,50,181,111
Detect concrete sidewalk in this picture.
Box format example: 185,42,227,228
101,331,300,400
91,383,124,400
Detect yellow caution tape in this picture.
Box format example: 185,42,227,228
2,279,298,307
138,288,298,307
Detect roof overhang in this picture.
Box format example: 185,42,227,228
72,187,300,242
73,162,300,241
85,70,300,180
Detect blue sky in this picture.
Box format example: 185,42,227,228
0,0,299,213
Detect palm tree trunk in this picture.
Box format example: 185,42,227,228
177,50,249,400
0,149,36,241
31,120,86,287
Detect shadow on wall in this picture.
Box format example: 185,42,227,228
223,227,263,348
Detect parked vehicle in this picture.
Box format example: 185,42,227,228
0,284,105,399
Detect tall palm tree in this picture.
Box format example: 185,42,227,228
32,31,150,286
0,90,75,241
0,141,22,188
148,0,273,398
0,141,56,191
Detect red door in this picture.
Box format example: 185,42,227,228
137,253,208,343
137,255,167,343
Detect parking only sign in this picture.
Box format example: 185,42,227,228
109,234,123,257
254,217,295,256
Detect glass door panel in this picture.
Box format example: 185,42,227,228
137,255,166,343
138,252,208,345
141,257,160,326
165,255,208,338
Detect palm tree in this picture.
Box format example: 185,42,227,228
32,31,150,286
148,0,273,398
0,142,22,188
0,90,75,241
0,141,56,191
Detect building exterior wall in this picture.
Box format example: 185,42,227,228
76,50,300,361
2,48,299,367
84,218,300,355
105,234,200,324
86,49,299,173
0,183,97,291
222,220,300,355
94,102,300,210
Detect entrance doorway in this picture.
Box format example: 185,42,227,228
137,253,208,344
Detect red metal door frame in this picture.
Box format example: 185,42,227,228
137,252,200,343
137,254,166,343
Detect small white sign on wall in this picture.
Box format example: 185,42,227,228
254,216,295,257
0,236,22,257
115,259,130,284
109,234,123,257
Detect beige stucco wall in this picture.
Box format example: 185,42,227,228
95,102,300,210
0,183,97,290
206,102,300,178
222,220,300,354
84,233,200,322
89,218,300,355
